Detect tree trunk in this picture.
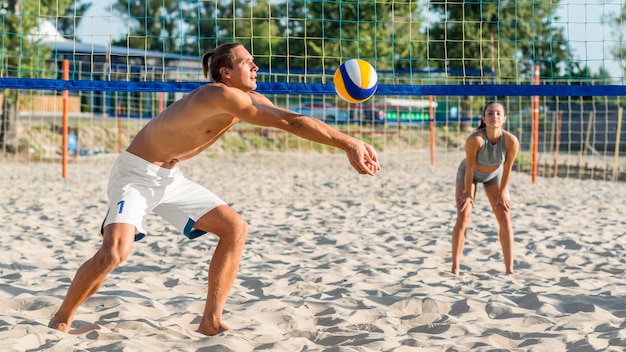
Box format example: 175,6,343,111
460,96,475,131
0,96,18,153
1,0,21,154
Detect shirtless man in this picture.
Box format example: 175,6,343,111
48,42,380,336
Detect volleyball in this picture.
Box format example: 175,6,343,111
333,59,378,103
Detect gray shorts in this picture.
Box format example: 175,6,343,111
456,159,503,186
101,151,227,241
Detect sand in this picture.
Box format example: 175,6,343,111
1,150,626,351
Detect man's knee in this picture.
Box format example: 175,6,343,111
95,227,134,269
197,206,248,244
92,246,129,271
229,215,248,245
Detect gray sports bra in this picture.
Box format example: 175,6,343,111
476,130,506,166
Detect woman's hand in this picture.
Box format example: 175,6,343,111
456,193,474,212
495,194,511,212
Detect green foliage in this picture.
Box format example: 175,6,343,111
515,151,532,172
196,123,436,157
57,1,92,39
606,7,626,80
1,0,603,87
1,0,73,108
110,0,425,71
111,0,183,52
302,1,425,71
103,0,595,83
428,0,572,81
426,1,574,119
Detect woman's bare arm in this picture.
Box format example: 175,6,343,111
499,131,520,196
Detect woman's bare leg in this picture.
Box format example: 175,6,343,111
452,182,474,275
484,184,514,274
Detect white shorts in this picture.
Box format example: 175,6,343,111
101,151,227,241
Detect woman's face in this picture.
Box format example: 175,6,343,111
482,103,506,128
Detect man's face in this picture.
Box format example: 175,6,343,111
225,46,259,92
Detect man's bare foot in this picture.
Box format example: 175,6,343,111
48,317,71,333
451,267,460,276
198,321,230,336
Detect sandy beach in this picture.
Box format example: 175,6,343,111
1,150,626,351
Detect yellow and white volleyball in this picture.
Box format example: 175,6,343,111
333,59,378,103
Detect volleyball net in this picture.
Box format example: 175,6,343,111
1,0,625,183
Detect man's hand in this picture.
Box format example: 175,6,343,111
349,141,380,176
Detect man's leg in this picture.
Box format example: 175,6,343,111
48,223,135,332
193,205,248,336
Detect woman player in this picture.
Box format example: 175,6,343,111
451,101,519,275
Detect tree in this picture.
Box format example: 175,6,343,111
182,0,286,70
158,0,425,80
111,0,183,53
428,0,573,120
56,0,92,41
303,1,425,74
1,0,73,152
181,1,220,57
606,6,626,81
429,0,572,80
